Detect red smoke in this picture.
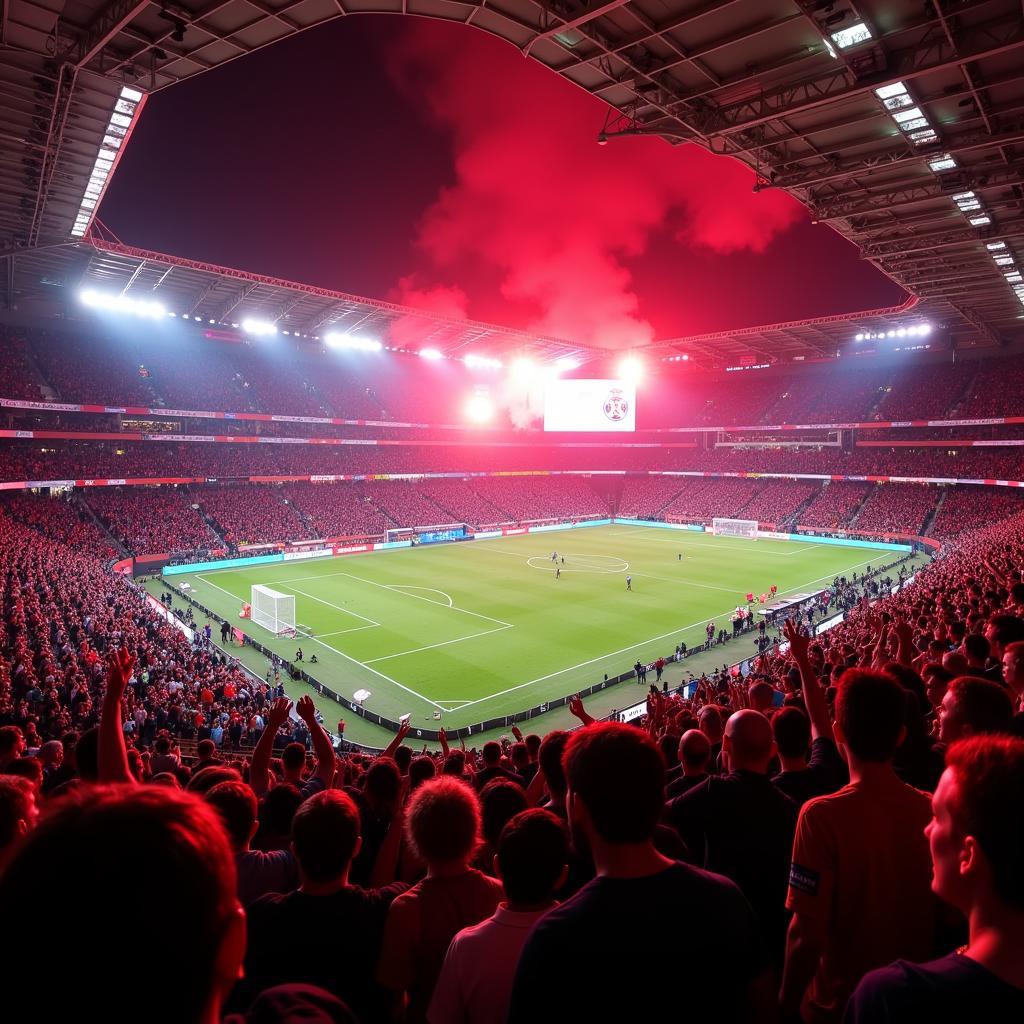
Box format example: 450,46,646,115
387,21,803,348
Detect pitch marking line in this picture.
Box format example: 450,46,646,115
194,575,445,712
248,567,512,628
386,585,454,607
451,551,889,714
276,585,381,627
315,625,379,638
333,570,514,628
366,625,513,664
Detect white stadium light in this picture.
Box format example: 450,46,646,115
419,347,443,361
554,357,581,372
79,289,165,319
325,332,382,352
465,393,494,424
969,215,991,226
241,318,277,336
831,22,871,49
463,353,502,370
511,357,536,379
874,82,907,101
617,356,645,383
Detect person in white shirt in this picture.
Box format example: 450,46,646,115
428,809,567,1024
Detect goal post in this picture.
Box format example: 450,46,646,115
250,584,296,636
711,517,758,540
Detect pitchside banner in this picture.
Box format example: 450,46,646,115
543,379,636,432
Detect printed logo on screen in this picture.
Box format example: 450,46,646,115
603,389,630,423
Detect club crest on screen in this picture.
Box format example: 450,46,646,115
603,389,629,422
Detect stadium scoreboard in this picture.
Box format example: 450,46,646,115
543,379,636,432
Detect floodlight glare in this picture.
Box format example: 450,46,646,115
79,289,165,319
618,356,644,382
465,393,494,424
419,348,443,361
511,357,536,380
554,357,581,372
241,318,277,336
325,332,382,352
831,22,871,49
463,353,502,370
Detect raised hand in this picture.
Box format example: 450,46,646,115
568,694,586,720
295,694,317,725
267,695,293,729
106,647,136,700
783,618,810,662
510,724,523,742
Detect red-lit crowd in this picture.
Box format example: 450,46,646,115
2,497,1024,1022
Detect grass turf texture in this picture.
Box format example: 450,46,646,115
158,525,911,731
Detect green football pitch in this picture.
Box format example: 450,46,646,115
159,525,914,730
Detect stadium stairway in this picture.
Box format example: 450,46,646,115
19,341,58,402
920,487,948,537
780,483,824,531
74,493,130,558
847,485,879,529
192,492,232,549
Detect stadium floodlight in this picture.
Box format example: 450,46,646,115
909,129,938,145
617,356,644,382
882,93,913,111
986,241,1007,251
554,357,581,372
994,256,1015,266
79,289,165,319
875,82,908,101
463,353,502,370
929,154,957,172
891,107,924,124
325,332,382,352
511,357,536,379
831,22,871,49
465,392,494,423
419,347,443,361
241,318,277,336
969,215,991,226
1006,273,1022,283
71,86,145,238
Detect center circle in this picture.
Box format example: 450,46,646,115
526,553,630,574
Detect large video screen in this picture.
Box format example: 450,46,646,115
543,379,636,432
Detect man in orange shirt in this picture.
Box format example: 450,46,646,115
780,669,939,1022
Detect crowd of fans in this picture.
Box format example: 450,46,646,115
2,485,1024,1020
740,481,818,529
7,438,1024,487
195,485,308,547
86,488,217,554
929,487,1024,541
12,323,1024,431
853,485,942,536
799,482,873,530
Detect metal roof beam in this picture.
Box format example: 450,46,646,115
67,0,151,69
863,220,1024,259
814,170,1024,222
522,0,634,57
703,8,1024,139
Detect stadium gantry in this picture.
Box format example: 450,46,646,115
2,0,1023,363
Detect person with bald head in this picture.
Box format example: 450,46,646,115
666,729,712,799
698,704,725,772
667,709,799,958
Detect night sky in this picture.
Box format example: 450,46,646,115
100,17,906,346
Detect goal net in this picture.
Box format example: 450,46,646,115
251,584,296,636
712,518,758,540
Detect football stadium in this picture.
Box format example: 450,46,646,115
2,2,1024,1021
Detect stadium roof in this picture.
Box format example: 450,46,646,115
2,0,1024,357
